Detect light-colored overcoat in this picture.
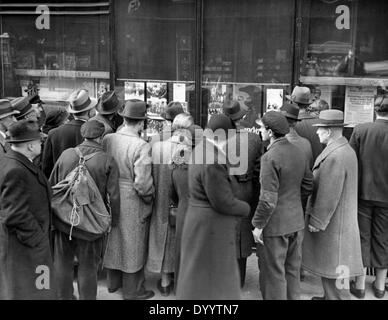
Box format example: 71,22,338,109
102,127,154,273
146,134,179,273
302,136,364,279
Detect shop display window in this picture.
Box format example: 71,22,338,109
0,2,110,100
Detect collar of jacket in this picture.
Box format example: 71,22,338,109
313,136,348,170
298,111,317,120
79,140,103,151
94,114,114,130
117,126,141,138
5,149,39,174
67,119,87,127
267,136,288,151
376,118,388,125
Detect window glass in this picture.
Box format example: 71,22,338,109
203,0,295,127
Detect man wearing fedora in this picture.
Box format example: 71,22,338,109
252,111,313,300
287,86,324,162
0,99,20,160
223,99,263,288
103,99,155,300
11,96,39,122
42,89,98,178
349,94,388,299
49,120,120,300
0,120,56,300
302,110,363,300
91,91,124,136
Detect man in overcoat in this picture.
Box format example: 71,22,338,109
49,120,120,300
223,100,263,287
252,111,313,300
302,110,364,300
102,100,155,300
0,120,56,300
349,94,388,299
42,89,97,178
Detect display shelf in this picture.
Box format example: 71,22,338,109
15,69,110,79
300,76,388,87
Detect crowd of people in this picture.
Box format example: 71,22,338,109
0,85,387,300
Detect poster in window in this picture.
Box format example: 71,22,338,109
344,86,376,127
173,83,188,112
266,88,284,112
146,82,168,118
125,81,144,100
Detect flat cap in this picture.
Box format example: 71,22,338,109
261,111,290,135
81,120,105,139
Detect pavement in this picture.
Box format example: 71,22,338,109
74,255,388,300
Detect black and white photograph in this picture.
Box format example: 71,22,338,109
1,0,388,313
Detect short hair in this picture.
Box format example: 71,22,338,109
297,102,310,110
124,117,143,126
272,131,286,139
172,113,193,131
309,99,329,113
286,118,298,128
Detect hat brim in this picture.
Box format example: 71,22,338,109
0,110,20,120
117,111,148,120
285,95,314,105
228,109,247,121
67,98,98,114
97,99,124,115
284,114,301,121
6,132,44,144
311,123,347,127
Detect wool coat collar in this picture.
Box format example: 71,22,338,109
117,126,141,138
5,150,49,189
313,136,348,170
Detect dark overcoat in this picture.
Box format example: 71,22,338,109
227,127,262,258
302,137,364,278
349,119,388,204
42,119,84,178
0,151,56,300
294,112,324,162
176,138,250,300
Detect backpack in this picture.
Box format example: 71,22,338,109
51,147,111,240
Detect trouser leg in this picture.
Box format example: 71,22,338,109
106,269,123,291
53,231,75,300
122,267,146,299
285,231,303,300
258,236,288,300
237,258,247,288
76,237,103,300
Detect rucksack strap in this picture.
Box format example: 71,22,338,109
74,147,101,163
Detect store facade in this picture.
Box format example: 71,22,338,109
1,0,387,128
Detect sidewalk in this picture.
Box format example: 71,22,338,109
87,255,388,300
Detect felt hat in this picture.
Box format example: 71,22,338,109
207,114,236,132
280,102,300,121
162,101,184,121
312,110,347,127
11,97,34,120
97,91,124,115
67,89,98,114
6,119,43,144
222,100,247,121
0,99,20,120
286,86,314,105
119,99,148,120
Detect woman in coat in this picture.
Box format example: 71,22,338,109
146,113,194,296
170,124,203,291
102,100,155,300
176,114,250,300
302,110,364,300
